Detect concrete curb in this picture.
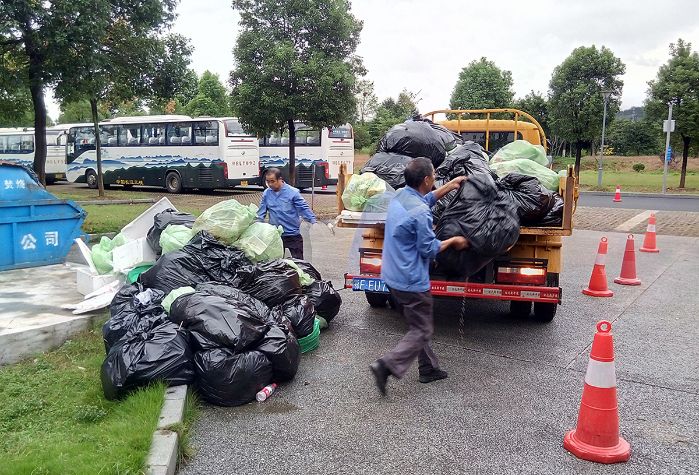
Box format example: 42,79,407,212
76,199,157,205
146,385,188,475
580,190,699,199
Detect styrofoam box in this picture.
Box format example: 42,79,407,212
120,197,175,241
76,267,120,296
112,237,157,273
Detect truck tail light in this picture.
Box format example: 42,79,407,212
359,253,382,275
496,262,547,285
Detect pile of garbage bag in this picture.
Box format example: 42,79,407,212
359,152,412,189
342,172,392,211
378,117,462,167
490,158,560,191
97,198,341,406
147,209,196,255
491,140,549,167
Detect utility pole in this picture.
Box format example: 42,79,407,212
597,91,612,187
662,103,674,194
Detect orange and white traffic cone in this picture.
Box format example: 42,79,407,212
639,213,659,253
613,185,622,203
614,235,641,286
582,237,614,297
564,321,631,464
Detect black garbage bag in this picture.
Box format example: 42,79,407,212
378,118,462,167
139,232,251,294
255,325,300,382
436,172,519,258
435,142,495,180
303,280,341,322
359,152,412,189
271,294,315,338
290,259,322,281
497,173,556,224
147,209,196,255
537,194,564,226
194,349,273,406
103,284,167,353
169,292,269,353
101,322,194,401
432,188,459,223
433,248,496,279
196,283,270,318
234,260,302,307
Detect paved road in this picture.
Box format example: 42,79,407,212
181,228,699,475
578,193,699,212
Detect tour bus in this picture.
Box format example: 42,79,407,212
65,116,260,193
258,123,354,189
0,125,78,183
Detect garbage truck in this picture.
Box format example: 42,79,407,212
337,109,578,322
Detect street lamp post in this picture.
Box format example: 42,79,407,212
597,90,613,187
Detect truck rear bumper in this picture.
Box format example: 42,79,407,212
344,274,561,304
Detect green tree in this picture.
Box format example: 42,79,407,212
230,0,363,184
606,118,660,156
645,39,699,188
548,45,625,176
0,55,33,126
0,0,87,183
367,89,419,147
57,100,109,124
355,79,378,124
53,2,191,197
449,57,514,110
185,71,231,117
514,91,549,135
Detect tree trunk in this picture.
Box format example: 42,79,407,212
26,45,47,185
680,136,690,189
90,98,105,197
574,140,583,179
287,119,296,187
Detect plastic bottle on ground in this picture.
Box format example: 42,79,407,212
256,383,278,402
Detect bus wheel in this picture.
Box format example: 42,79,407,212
365,292,388,308
165,171,183,193
86,170,98,189
45,176,56,185
510,300,532,318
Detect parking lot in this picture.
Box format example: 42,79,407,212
181,227,699,474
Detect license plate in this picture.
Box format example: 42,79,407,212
352,277,388,293
241,180,248,186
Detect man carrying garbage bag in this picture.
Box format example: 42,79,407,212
370,158,468,396
257,168,317,259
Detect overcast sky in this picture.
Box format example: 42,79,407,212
48,0,699,120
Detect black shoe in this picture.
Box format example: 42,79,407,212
370,360,390,396
419,369,448,384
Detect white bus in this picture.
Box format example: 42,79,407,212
65,116,260,193
258,123,354,189
0,126,76,183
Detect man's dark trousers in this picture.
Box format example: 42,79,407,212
380,288,439,377
282,234,304,259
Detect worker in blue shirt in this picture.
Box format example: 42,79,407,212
370,157,468,396
257,168,317,259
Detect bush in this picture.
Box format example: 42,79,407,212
632,163,645,173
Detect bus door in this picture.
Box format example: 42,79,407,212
324,124,354,179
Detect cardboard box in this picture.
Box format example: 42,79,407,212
76,267,120,296
112,237,157,273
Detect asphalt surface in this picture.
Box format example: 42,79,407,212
578,193,699,212
180,228,699,475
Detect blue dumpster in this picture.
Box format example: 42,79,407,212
0,162,86,271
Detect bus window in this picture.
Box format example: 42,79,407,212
0,135,7,153
193,121,218,145
101,125,118,146
167,122,192,145
143,124,166,145
11,135,34,153
297,126,320,145
124,126,141,145
328,126,352,139
224,119,246,136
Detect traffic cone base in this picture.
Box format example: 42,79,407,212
564,430,631,464
639,247,659,253
613,276,641,285
582,287,614,297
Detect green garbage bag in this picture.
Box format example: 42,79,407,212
160,224,195,254
91,233,129,275
491,140,549,167
162,286,195,314
341,172,390,211
490,159,560,191
233,222,284,262
192,199,258,244
283,259,314,286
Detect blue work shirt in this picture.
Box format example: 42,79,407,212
381,187,440,292
257,183,317,236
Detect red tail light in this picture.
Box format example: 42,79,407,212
217,160,228,178
360,252,382,275
496,265,547,285
318,161,329,179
